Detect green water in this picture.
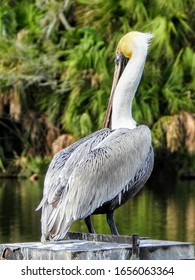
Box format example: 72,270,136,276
0,177,195,243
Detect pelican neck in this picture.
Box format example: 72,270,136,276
111,47,147,130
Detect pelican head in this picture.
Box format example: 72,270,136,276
103,31,153,128
116,31,153,59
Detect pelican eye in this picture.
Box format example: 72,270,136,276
115,50,121,65
115,57,120,65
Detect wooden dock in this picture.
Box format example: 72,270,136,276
0,232,194,260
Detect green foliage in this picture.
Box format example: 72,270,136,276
15,155,50,177
60,27,111,137
162,47,195,115
0,0,194,175
0,0,16,37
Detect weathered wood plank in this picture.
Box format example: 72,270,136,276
0,232,194,260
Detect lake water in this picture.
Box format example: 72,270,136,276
0,176,195,244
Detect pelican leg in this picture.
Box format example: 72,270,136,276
85,216,96,234
107,211,119,235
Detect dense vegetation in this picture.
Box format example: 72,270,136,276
0,0,194,177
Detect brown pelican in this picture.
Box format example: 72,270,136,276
36,31,154,242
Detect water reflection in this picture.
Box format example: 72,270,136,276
0,177,195,243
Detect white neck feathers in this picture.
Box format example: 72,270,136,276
111,36,149,130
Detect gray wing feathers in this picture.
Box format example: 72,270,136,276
67,125,151,218
36,128,111,210
48,125,152,240
38,128,112,241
